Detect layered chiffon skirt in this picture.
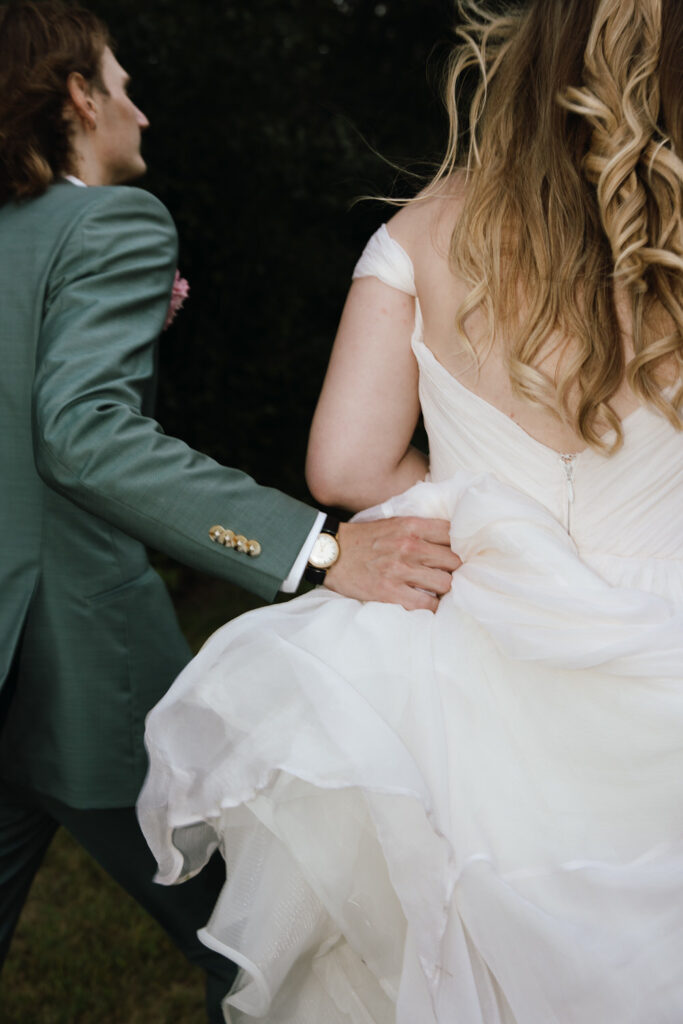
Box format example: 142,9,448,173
138,473,683,1023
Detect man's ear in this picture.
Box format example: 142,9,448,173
65,71,96,130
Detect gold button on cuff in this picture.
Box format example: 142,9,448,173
208,525,236,547
209,526,261,557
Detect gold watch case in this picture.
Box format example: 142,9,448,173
308,531,340,570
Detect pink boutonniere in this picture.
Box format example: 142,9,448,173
164,270,190,330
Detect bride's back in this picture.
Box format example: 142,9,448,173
391,0,683,457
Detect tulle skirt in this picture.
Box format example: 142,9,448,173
138,473,683,1023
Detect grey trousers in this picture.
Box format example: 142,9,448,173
0,780,237,1023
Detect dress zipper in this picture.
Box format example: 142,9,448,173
559,454,576,535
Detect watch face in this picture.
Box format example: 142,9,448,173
309,532,340,569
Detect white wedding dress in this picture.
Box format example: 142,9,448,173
138,226,683,1024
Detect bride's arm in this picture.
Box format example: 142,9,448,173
306,274,426,511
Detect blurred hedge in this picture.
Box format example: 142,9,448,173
87,0,455,500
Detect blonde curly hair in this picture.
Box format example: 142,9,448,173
431,0,683,451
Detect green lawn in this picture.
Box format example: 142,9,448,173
2,828,207,1024
1,573,266,1023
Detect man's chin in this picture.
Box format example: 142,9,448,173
115,158,148,185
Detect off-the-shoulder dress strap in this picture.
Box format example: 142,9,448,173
352,224,416,296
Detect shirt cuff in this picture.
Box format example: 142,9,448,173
279,511,326,593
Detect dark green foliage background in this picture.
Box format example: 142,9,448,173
87,0,455,500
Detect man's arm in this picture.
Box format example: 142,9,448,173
33,187,318,601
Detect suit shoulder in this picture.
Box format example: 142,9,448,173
38,185,178,284
94,184,173,219
28,182,175,233
76,185,175,230
62,186,178,261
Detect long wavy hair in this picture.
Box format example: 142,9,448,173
430,0,683,451
0,0,110,205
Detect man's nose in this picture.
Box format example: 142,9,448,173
136,106,150,130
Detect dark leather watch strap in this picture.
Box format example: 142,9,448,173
303,562,327,585
319,514,339,538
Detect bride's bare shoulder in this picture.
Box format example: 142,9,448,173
384,170,468,264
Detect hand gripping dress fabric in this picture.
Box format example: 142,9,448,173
138,226,683,1024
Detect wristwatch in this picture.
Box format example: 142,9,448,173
303,515,340,585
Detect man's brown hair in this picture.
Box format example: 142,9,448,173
0,0,111,203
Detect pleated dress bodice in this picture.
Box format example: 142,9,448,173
353,225,683,603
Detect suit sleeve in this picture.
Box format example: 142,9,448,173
32,187,318,601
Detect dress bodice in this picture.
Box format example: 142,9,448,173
353,226,683,600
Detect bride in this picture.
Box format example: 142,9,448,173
138,1,683,1021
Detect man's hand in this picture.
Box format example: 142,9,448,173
323,517,462,612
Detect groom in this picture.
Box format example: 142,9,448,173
0,1,460,1019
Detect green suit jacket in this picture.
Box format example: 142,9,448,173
0,181,317,808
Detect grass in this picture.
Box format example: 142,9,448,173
1,571,266,1024
2,829,207,1024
